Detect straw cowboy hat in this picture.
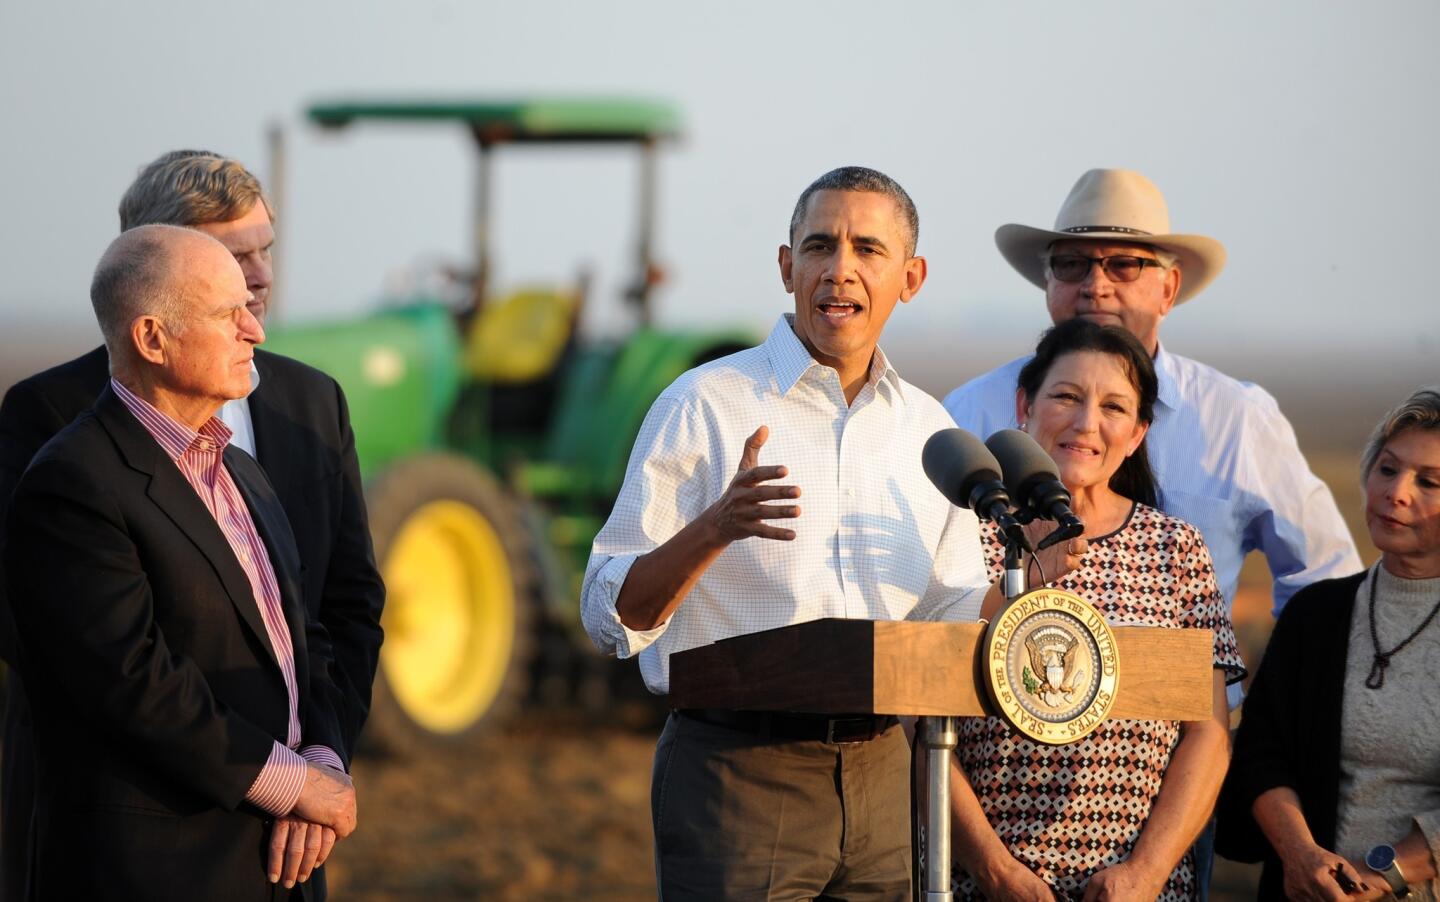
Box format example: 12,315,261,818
995,169,1227,305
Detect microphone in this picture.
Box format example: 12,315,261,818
922,429,1032,553
983,429,1085,550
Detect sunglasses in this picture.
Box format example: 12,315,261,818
1047,254,1165,284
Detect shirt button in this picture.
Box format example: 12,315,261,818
847,488,856,497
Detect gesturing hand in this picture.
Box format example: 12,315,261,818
707,426,800,542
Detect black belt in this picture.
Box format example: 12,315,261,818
678,709,898,744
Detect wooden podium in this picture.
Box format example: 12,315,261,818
668,616,1214,901
669,617,1214,719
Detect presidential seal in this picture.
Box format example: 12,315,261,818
982,588,1119,744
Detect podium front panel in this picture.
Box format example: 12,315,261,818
668,618,1213,722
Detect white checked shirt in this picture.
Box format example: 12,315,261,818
582,314,990,696
943,344,1361,705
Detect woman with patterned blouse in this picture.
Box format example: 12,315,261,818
948,319,1245,901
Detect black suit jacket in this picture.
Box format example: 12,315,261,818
4,385,345,900
0,346,384,900
0,346,384,755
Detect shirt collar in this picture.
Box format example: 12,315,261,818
867,342,905,402
765,313,905,402
1152,341,1180,411
112,378,235,462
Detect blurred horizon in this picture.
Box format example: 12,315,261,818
4,2,1438,355
6,310,1428,456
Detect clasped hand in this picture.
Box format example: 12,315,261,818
1021,518,1088,586
269,763,357,888
1282,842,1382,901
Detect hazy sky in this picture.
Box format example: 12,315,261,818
2,1,1437,363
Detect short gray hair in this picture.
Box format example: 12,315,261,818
90,225,196,361
1361,386,1440,480
119,149,272,231
789,166,919,256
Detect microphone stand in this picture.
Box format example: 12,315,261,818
1002,532,1026,602
917,531,1030,901
918,711,957,901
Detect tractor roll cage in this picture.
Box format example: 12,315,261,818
307,97,681,324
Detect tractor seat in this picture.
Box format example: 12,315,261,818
464,288,578,384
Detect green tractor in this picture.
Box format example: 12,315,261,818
262,98,755,747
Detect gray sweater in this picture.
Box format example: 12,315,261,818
1336,565,1440,900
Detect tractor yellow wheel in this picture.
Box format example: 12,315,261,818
364,455,534,749
382,499,515,733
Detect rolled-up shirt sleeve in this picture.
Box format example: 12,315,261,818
580,394,715,658
581,554,668,658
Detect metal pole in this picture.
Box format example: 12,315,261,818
470,134,493,313
1003,540,1026,602
265,119,285,321
920,715,958,901
918,534,1027,899
632,137,658,328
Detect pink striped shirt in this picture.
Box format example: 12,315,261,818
113,380,342,815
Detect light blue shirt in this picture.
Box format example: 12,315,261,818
943,344,1360,619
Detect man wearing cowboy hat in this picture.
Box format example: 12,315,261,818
945,168,1361,894
945,168,1359,667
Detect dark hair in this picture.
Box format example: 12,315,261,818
1016,319,1159,507
788,166,919,256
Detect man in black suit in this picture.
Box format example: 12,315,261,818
0,152,384,899
5,225,358,900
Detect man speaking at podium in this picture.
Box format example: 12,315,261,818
582,167,1076,899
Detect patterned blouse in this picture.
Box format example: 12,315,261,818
954,503,1246,901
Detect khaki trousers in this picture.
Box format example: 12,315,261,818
651,712,911,901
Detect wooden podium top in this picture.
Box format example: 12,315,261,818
668,618,1213,721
